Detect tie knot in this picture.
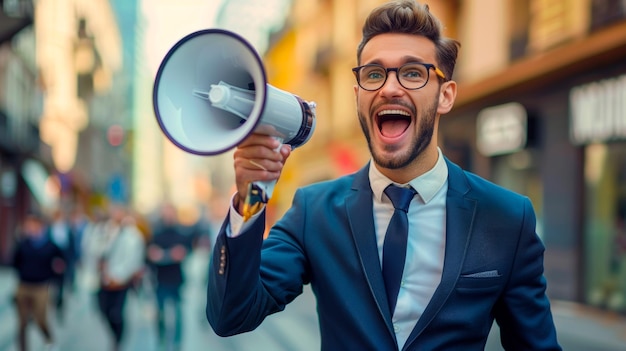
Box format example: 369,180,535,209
384,185,415,212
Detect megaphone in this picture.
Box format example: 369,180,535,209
153,29,316,211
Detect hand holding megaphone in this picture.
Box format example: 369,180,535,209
232,132,291,219
152,29,316,219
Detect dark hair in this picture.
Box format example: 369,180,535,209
25,209,47,222
356,0,460,81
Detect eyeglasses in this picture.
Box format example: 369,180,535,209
352,62,446,91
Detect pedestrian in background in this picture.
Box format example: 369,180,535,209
11,211,66,351
69,205,91,277
147,202,193,351
78,208,109,293
205,1,561,350
48,207,76,322
96,204,146,351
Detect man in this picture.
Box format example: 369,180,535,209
12,211,65,351
97,205,146,351
147,203,192,351
206,1,561,350
48,208,76,321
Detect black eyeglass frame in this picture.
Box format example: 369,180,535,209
351,62,447,91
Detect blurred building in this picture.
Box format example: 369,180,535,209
30,0,126,219
0,0,125,264
0,0,41,264
261,0,626,312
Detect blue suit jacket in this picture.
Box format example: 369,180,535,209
207,159,561,350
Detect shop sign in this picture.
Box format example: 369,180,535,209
476,102,527,156
570,74,626,145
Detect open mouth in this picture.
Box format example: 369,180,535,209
377,109,411,138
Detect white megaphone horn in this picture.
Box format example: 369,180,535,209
152,29,316,213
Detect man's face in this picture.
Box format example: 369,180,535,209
354,33,450,171
23,216,44,237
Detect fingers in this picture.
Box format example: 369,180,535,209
233,133,291,198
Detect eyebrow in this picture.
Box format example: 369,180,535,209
362,55,429,66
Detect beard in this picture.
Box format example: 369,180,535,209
357,97,437,170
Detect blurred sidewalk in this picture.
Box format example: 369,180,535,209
548,300,626,351
1,261,625,350
0,267,17,351
485,299,626,350
0,249,321,351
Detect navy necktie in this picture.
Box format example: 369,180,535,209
383,184,416,315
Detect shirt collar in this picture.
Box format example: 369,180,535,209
369,148,448,204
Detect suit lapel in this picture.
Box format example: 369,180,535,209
346,164,395,335
403,159,477,349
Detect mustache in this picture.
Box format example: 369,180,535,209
371,99,416,116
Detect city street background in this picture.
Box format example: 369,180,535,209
1,246,625,351
2,1,626,350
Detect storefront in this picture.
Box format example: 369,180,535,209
440,60,626,311
0,115,53,264
0,0,36,264
571,74,626,312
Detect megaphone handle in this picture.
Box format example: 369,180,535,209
242,180,276,222
242,137,282,221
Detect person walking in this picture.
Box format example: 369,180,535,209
96,205,145,351
205,1,561,350
147,202,193,351
48,207,76,322
11,211,66,351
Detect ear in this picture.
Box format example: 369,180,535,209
353,84,359,97
437,80,457,115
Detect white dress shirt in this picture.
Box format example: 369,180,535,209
369,148,448,349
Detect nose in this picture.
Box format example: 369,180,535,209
379,70,404,96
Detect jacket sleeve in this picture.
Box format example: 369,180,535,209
206,211,271,336
206,191,309,337
494,197,561,350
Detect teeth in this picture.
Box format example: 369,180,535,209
378,109,410,116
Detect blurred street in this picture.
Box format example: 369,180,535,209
1,247,625,351
0,247,321,351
